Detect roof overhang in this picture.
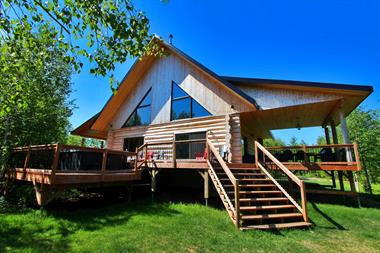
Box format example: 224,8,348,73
71,113,108,139
240,93,370,139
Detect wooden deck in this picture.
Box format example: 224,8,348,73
7,142,361,188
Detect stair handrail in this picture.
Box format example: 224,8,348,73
255,141,308,222
206,139,236,185
135,143,148,171
206,139,240,228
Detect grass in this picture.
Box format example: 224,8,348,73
1,196,380,253
305,176,380,195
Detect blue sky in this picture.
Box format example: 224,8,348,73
70,0,380,145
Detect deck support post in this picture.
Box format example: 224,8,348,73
324,125,336,188
338,172,345,191
198,170,209,206
323,126,331,145
33,180,62,207
150,169,160,201
338,109,358,193
339,108,361,207
331,121,345,191
331,171,336,189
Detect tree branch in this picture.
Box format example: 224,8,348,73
33,0,71,34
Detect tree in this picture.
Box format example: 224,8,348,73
0,0,164,91
316,135,326,145
0,26,74,171
66,135,104,148
263,138,286,147
346,107,380,186
289,136,299,146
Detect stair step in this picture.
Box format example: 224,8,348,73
241,213,303,220
241,222,312,230
228,167,260,171
228,190,282,195
224,184,276,188
240,204,295,211
233,173,265,176
233,197,289,202
220,178,271,182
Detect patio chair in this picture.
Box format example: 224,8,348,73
315,148,334,162
281,150,294,162
295,150,306,162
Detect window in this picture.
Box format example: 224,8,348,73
171,82,211,120
175,132,206,159
123,137,144,152
123,88,152,127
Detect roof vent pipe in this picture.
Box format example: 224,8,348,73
169,34,173,45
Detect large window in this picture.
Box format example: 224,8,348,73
123,137,144,152
171,81,211,121
123,88,152,128
175,132,206,159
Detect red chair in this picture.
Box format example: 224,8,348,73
147,151,154,161
203,148,208,160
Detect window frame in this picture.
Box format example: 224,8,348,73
122,88,152,128
170,81,210,121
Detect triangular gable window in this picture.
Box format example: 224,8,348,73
171,81,211,120
122,88,152,128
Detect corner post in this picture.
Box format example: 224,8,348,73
331,121,344,191
338,109,357,193
300,181,308,222
22,145,31,180
51,143,61,184
101,149,108,181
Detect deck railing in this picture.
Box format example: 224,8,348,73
141,138,207,168
255,141,308,222
9,144,144,183
265,143,361,171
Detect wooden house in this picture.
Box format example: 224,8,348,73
8,38,373,230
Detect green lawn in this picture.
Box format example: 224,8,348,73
1,197,380,253
305,176,380,195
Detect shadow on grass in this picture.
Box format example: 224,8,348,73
304,181,380,210
309,201,346,230
0,196,180,252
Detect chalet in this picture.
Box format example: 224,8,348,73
8,38,373,230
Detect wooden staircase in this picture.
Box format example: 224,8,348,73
206,140,311,230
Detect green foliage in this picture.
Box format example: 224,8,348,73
263,138,285,147
346,107,380,184
65,135,104,148
0,0,164,90
316,135,326,145
0,26,74,172
65,135,83,146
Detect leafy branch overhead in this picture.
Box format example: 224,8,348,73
0,0,165,90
